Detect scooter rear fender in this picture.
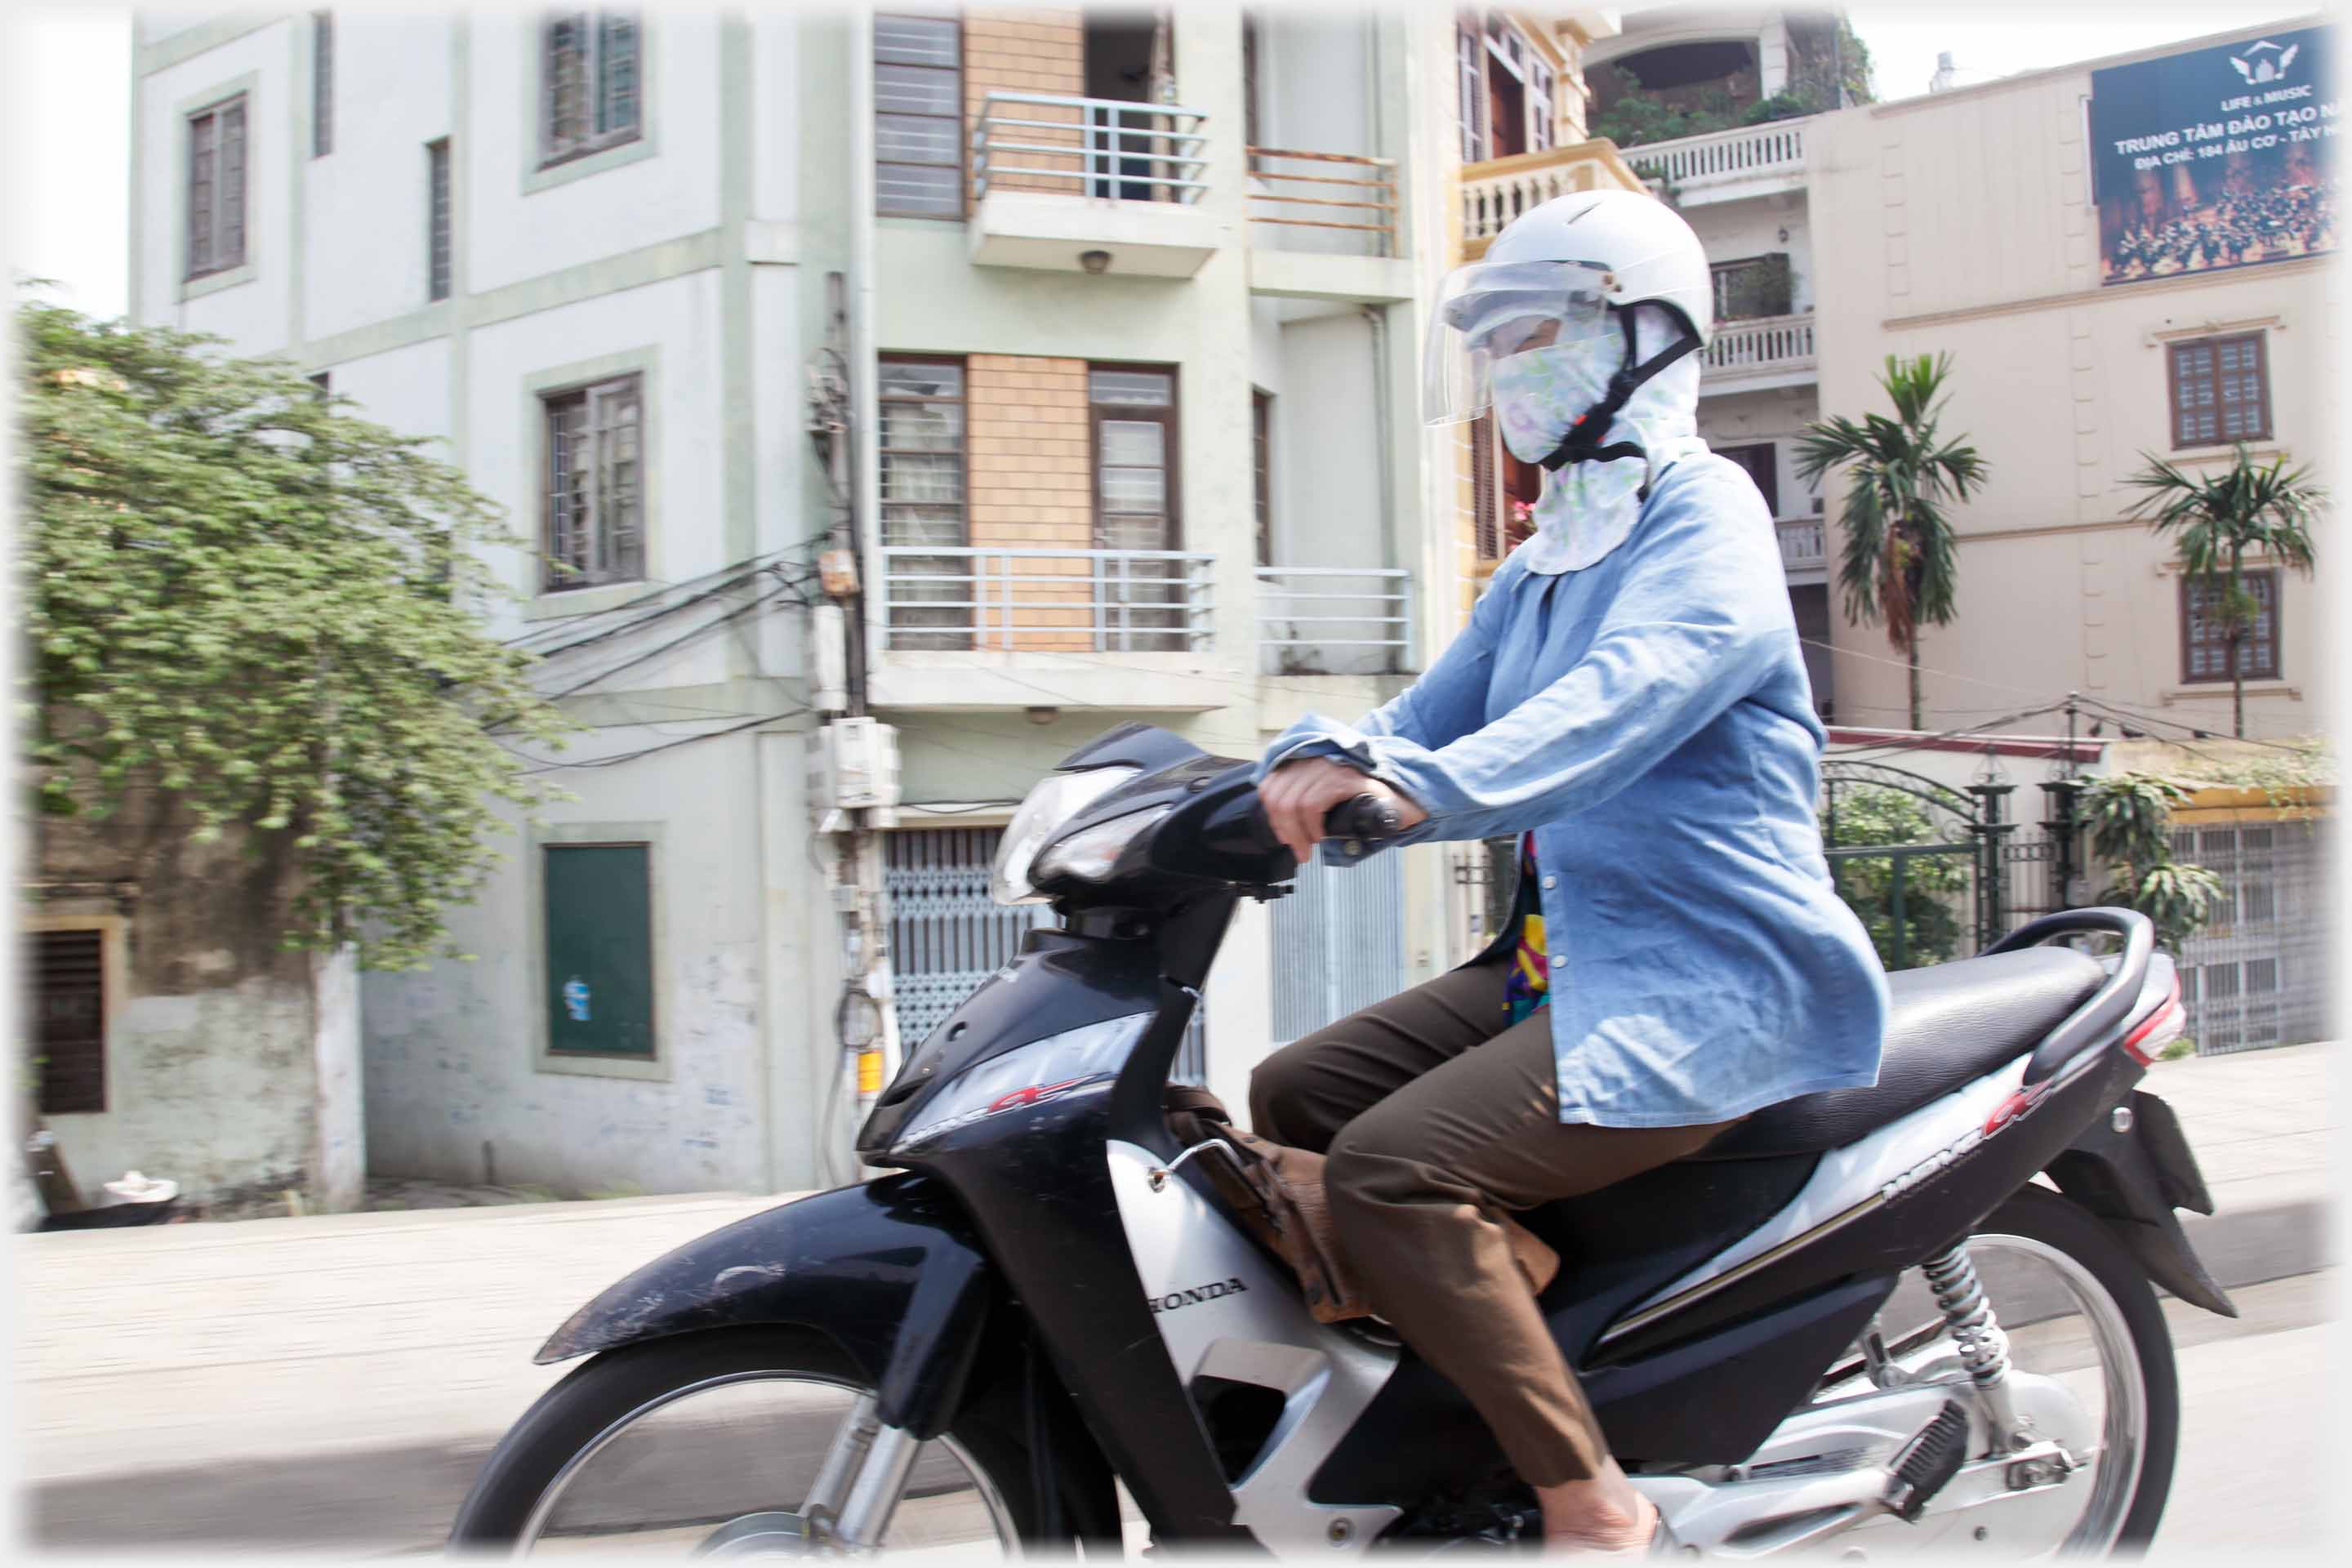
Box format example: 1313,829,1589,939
2044,1088,2238,1318
533,1174,1000,1440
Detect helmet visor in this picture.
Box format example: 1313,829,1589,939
1421,259,1615,425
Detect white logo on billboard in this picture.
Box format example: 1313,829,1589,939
2230,41,2301,85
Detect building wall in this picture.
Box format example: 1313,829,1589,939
1807,28,2331,738
964,7,1085,206
28,795,345,1211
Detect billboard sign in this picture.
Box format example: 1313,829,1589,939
2090,25,2336,286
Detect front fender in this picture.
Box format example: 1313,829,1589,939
535,1174,1001,1438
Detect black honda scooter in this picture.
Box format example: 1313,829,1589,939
451,723,2231,1558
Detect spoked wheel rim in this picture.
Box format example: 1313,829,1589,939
510,1370,1022,1558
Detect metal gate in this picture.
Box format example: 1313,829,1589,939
884,826,1206,1081
1272,849,1410,1043
2168,817,2332,1054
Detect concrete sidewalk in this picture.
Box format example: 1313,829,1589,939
12,1044,2336,1552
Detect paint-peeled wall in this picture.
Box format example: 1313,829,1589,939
30,794,344,1211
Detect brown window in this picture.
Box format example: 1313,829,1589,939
874,14,962,217
542,11,641,168
313,11,334,157
541,373,644,592
2168,332,2270,448
186,94,249,279
2181,569,2281,684
1252,389,1273,568
427,139,452,301
1090,366,1181,649
29,929,107,1116
1242,13,1263,164
1720,442,1780,514
878,357,970,645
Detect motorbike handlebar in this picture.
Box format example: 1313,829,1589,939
1322,792,1404,858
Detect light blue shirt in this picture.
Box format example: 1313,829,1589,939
1260,453,1889,1128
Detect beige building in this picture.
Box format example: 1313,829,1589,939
1807,14,2334,742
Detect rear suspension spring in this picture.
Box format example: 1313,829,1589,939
1922,1243,2029,1449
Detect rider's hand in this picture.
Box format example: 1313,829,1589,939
1260,758,1429,866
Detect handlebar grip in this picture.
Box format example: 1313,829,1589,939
1323,793,1404,857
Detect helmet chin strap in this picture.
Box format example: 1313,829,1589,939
1537,308,1702,490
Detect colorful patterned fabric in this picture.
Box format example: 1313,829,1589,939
1502,831,1550,1024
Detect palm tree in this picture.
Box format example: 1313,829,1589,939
1796,353,1988,730
2123,444,2323,739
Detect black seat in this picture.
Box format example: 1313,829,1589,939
1690,946,2107,1160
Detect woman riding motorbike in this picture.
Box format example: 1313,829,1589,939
1251,190,1892,1554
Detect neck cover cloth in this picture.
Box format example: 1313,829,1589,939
1488,305,1708,574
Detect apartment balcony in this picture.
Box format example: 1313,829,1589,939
1244,147,1419,305
1257,568,1414,677
1458,140,1652,260
967,92,1224,278
1619,118,1809,207
868,545,1237,710
1775,517,1828,585
1701,311,1817,395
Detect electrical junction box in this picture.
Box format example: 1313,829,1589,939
808,718,902,815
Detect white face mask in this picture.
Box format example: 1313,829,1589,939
1487,307,1708,573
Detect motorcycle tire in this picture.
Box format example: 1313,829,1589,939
447,1325,1102,1555
1971,1183,2182,1552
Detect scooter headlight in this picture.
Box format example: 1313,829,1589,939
1032,805,1174,886
890,1013,1152,1155
991,766,1142,905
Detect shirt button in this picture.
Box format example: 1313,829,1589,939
1542,875,1557,890
1549,953,1565,968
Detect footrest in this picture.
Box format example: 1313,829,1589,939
1884,1401,1971,1522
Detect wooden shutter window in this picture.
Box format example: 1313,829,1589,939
31,929,107,1116
313,11,334,157
427,139,452,301
186,95,248,279
541,373,644,592
2180,569,2281,684
873,14,963,218
2168,332,2271,448
541,11,642,167
1470,412,1499,562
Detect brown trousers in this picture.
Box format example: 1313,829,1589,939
1249,959,1739,1488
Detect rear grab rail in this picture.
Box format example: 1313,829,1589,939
1984,907,2155,1085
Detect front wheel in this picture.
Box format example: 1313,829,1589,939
448,1327,1054,1557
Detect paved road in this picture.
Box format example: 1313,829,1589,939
13,1044,2336,1553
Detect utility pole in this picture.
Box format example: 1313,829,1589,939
808,271,902,1182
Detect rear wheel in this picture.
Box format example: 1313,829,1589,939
1813,1184,2179,1556
448,1328,1054,1557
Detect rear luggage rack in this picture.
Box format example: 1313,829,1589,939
1983,909,2154,1085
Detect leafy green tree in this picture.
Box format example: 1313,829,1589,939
20,301,571,970
1797,353,1989,729
1820,785,1969,968
2123,443,2323,739
2082,773,2224,950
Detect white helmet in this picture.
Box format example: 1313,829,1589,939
1423,189,1713,428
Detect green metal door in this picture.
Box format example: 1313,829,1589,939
544,843,655,1057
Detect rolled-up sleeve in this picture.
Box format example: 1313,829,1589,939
1323,482,1780,844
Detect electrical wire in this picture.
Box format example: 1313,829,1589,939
546,577,812,701
514,709,808,775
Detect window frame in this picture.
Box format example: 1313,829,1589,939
873,11,966,220
876,354,972,550
539,10,644,172
539,370,647,595
1087,363,1183,554
312,11,333,158
2167,330,2272,450
1457,20,1489,165
877,355,973,648
1252,387,1273,568
426,137,453,302
24,920,122,1118
184,91,251,283
2179,568,2283,684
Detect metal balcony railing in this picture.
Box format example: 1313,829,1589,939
880,546,1216,653
1775,519,1827,573
1704,312,1817,380
971,91,1209,205
1257,567,1413,675
1622,118,1807,194
1246,147,1397,256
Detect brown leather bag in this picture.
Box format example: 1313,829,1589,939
1161,1084,1560,1325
